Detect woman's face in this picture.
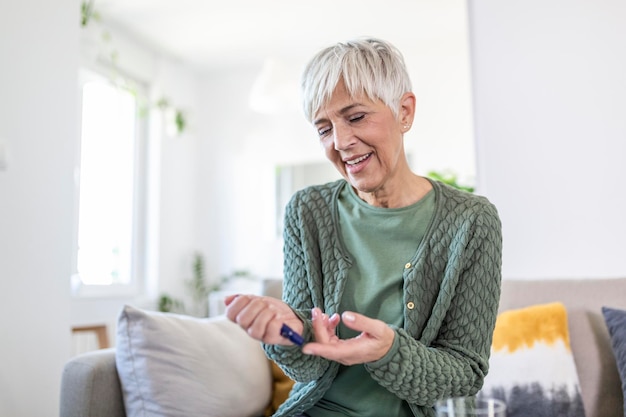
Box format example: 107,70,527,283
313,80,414,198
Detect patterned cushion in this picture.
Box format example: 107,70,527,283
601,306,626,415
479,302,585,417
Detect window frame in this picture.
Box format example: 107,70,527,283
71,65,150,298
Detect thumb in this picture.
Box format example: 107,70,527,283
341,311,387,338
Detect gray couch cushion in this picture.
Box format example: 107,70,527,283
60,348,126,417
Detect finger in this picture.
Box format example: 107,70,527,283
328,313,341,328
234,297,271,329
340,311,386,338
224,294,252,322
302,338,361,364
227,297,279,343
310,308,328,342
246,307,278,341
224,294,240,306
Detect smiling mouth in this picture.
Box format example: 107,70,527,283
345,153,372,166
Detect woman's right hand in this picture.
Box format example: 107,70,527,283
224,294,304,346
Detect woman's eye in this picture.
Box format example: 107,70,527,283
318,127,331,137
349,114,365,123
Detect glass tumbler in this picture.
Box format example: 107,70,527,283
435,397,506,417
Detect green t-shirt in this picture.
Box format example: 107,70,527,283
306,185,435,417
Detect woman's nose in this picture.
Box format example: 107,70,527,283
333,124,355,151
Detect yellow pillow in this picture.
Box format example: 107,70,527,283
264,360,295,416
479,302,585,416
491,301,570,352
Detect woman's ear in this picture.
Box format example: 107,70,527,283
399,92,416,127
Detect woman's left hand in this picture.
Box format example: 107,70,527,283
302,307,395,365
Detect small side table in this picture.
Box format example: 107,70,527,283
71,324,110,349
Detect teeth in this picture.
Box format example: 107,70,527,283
346,154,370,165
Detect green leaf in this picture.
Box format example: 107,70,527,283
426,170,475,193
175,110,186,134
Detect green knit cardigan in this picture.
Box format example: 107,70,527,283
264,179,502,417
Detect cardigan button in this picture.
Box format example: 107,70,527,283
407,302,415,310
404,262,411,269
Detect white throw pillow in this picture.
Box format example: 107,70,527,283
479,302,585,417
116,305,272,417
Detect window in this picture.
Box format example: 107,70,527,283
72,69,147,296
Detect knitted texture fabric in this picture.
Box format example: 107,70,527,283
264,179,502,417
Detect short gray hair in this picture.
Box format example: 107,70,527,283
301,38,413,123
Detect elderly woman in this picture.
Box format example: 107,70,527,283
225,38,502,417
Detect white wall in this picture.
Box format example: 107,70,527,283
468,0,626,279
196,66,313,281
0,0,77,415
152,60,201,303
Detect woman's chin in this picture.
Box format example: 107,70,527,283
347,177,378,194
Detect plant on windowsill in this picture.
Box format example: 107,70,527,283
185,252,210,317
157,294,185,314
157,252,255,316
81,0,98,28
157,252,208,316
426,170,474,193
80,0,188,136
156,98,187,137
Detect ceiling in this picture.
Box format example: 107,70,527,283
94,0,467,71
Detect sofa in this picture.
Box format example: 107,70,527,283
60,277,626,417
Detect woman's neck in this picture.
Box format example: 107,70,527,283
356,173,432,208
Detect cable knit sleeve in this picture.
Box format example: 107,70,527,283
365,193,502,406
262,185,339,382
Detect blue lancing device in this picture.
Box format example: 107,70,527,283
280,323,304,346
